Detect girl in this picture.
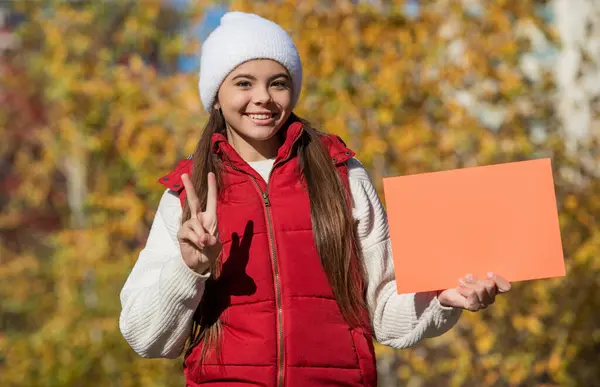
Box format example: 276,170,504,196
119,11,511,387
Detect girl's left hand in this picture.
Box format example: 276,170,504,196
437,273,511,312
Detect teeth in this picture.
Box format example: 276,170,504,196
248,114,272,120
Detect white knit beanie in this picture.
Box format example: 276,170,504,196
198,11,303,113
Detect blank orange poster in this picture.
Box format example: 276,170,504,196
382,158,565,294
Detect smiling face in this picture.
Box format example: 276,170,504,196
215,59,293,161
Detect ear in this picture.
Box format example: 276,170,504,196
213,100,221,110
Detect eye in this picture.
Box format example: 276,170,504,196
271,80,289,89
236,81,252,88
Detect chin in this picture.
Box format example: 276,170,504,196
242,117,285,137
245,126,279,141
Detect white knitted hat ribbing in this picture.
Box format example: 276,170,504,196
198,11,303,112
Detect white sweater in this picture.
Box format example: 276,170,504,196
119,158,461,359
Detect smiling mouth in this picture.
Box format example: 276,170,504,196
245,112,279,120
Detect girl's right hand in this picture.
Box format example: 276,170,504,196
177,172,221,274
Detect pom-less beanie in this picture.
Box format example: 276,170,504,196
198,11,303,112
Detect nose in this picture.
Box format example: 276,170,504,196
252,85,272,105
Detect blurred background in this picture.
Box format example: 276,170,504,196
1,0,599,386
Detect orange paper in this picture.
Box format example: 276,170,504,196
382,158,565,294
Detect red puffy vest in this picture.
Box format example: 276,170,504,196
159,118,377,386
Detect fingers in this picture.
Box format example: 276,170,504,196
182,174,200,218
182,173,218,228
177,226,202,250
455,272,512,312
488,272,512,293
460,276,487,305
186,218,208,246
204,234,218,246
459,275,497,310
456,285,480,311
479,278,496,305
183,218,218,248
205,172,218,218
436,288,464,309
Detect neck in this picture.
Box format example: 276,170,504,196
226,125,282,162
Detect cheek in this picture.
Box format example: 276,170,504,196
218,88,249,113
274,90,293,110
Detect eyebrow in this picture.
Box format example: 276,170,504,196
232,73,291,82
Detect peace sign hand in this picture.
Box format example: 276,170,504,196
177,173,221,274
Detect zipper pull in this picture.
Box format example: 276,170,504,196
262,192,271,207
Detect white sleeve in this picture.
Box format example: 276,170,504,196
119,189,210,358
347,158,462,348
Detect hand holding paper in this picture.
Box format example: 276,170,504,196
438,272,511,312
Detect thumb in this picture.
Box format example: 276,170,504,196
437,288,465,308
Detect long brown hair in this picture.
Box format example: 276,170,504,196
182,110,366,367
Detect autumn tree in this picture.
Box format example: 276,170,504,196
0,1,207,386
